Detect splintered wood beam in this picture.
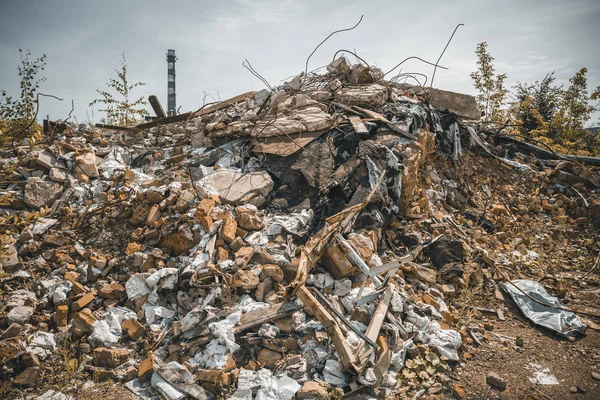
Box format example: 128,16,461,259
296,285,358,371
357,283,395,368
235,302,301,333
148,95,167,118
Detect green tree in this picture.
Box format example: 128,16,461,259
470,42,508,122
560,68,595,132
508,73,562,141
90,54,148,126
508,68,600,156
0,49,47,144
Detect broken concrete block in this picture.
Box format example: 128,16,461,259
145,205,161,226
71,308,97,334
49,168,67,183
261,264,284,282
7,305,34,324
75,152,99,178
196,198,215,216
1,323,23,340
426,87,480,120
35,150,56,170
199,169,274,207
13,366,39,387
486,372,506,390
334,84,388,106
56,305,68,327
257,348,282,370
297,381,328,400
24,177,63,209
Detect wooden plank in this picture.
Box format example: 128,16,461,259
296,285,358,371
155,359,209,400
348,116,369,134
192,91,255,118
235,302,300,333
148,95,166,118
135,112,191,129
94,123,129,131
357,284,395,368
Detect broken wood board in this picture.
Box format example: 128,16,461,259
373,336,392,381
235,302,301,333
292,172,386,288
296,285,359,371
135,91,255,130
192,91,255,118
348,116,369,134
155,358,209,400
357,283,395,369
251,129,328,157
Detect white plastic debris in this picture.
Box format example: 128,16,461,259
26,331,56,360
233,369,300,400
333,279,352,297
151,371,185,400
36,390,73,400
323,359,349,387
391,339,413,369
193,339,229,369
258,324,280,338
209,311,241,353
391,290,405,313
5,289,36,308
89,319,120,347
264,210,313,237
238,295,269,313
145,268,179,290
256,375,301,400
306,273,334,289
144,305,175,331
124,378,156,400
528,363,559,385
501,279,587,338
125,273,152,300
416,321,462,361
40,278,72,304
88,307,135,347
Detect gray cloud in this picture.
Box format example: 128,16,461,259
1,0,599,125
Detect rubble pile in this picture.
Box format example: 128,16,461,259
1,57,600,399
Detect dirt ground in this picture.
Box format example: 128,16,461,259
458,303,600,399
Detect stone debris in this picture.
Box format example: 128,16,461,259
0,55,599,400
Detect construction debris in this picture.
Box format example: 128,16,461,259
1,55,599,400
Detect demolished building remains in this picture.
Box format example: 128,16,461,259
1,56,600,399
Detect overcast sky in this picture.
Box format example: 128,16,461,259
1,0,599,125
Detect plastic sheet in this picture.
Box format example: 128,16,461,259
26,331,56,360
323,359,349,387
501,279,587,337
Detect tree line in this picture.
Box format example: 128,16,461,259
471,42,600,157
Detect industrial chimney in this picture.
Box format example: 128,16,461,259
166,49,177,116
